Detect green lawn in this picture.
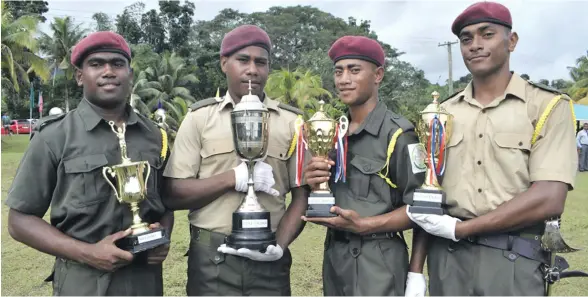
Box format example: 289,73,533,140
2,134,587,295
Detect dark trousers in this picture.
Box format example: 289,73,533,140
427,236,546,296
186,227,292,296
51,257,163,296
322,230,408,296
580,144,588,171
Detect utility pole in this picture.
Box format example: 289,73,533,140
439,41,458,94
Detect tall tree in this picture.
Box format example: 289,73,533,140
39,16,88,112
567,51,588,100
92,12,113,32
159,0,195,57
140,9,166,53
4,0,48,22
115,2,144,44
1,1,49,92
265,68,332,111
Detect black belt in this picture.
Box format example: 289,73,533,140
463,233,550,264
329,229,397,242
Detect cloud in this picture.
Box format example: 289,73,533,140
44,0,587,83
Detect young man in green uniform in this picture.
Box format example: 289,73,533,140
407,2,579,295
303,35,428,296
6,31,173,296
162,25,310,295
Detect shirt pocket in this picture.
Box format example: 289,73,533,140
441,131,464,188
492,132,531,178
265,144,290,195
63,154,109,208
348,155,386,203
200,138,236,172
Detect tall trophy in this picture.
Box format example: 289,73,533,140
102,121,170,253
408,91,453,215
226,81,276,252
300,100,349,217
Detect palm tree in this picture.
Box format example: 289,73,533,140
132,51,199,131
264,68,333,109
567,51,588,101
1,0,49,92
39,16,88,112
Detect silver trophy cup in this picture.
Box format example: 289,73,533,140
226,81,277,252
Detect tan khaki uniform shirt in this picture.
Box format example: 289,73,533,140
163,92,304,234
440,73,578,219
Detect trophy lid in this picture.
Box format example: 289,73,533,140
421,91,450,115
232,80,268,112
307,100,333,122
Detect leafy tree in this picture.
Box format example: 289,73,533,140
567,51,588,100
4,0,48,22
265,68,332,110
92,12,113,32
140,9,166,53
115,2,144,44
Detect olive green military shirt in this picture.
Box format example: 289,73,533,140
330,101,426,217
440,73,578,219
163,92,308,235
5,99,169,244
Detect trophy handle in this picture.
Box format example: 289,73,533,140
145,162,151,191
338,116,349,136
102,167,121,203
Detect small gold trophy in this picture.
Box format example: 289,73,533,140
102,121,170,253
300,100,349,217
408,91,453,215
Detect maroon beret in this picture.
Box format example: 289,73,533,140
71,31,131,67
220,25,271,57
452,1,512,36
328,36,385,67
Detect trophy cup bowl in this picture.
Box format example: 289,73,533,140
226,82,276,252
303,100,348,218
103,161,170,254
409,91,453,215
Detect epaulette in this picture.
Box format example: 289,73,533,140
277,102,303,115
30,113,67,140
527,80,566,96
190,98,219,112
389,111,414,132
439,88,464,104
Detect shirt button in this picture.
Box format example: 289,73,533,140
363,164,371,171
214,255,220,261
482,110,486,113
477,160,482,165
478,188,482,193
352,248,359,254
479,134,483,138
518,141,523,146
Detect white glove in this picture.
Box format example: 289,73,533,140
233,161,280,196
405,272,427,297
217,244,284,262
406,207,461,242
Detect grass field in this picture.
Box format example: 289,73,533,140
2,134,587,296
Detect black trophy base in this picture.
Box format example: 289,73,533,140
115,226,170,254
305,192,337,218
226,211,276,252
408,188,447,215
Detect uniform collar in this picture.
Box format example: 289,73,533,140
461,72,527,104
349,101,387,136
220,91,280,113
77,98,148,132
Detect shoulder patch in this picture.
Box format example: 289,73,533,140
30,113,67,140
190,98,218,112
389,112,414,132
278,102,303,115
528,80,562,95
439,88,464,104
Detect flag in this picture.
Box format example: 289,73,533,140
38,91,44,115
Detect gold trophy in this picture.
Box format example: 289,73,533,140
102,121,170,253
408,91,453,215
301,100,349,217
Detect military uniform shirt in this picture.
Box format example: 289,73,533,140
440,73,578,219
163,92,305,235
330,101,425,217
5,99,168,244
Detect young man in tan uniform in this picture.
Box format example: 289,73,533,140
162,25,310,295
406,2,579,296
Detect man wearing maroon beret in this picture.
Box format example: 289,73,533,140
163,24,310,295
303,35,427,296
407,2,581,295
6,31,173,295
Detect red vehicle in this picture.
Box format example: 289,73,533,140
9,119,32,134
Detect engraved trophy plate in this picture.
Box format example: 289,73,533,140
302,100,348,217
226,81,276,252
102,121,169,254
408,91,453,215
